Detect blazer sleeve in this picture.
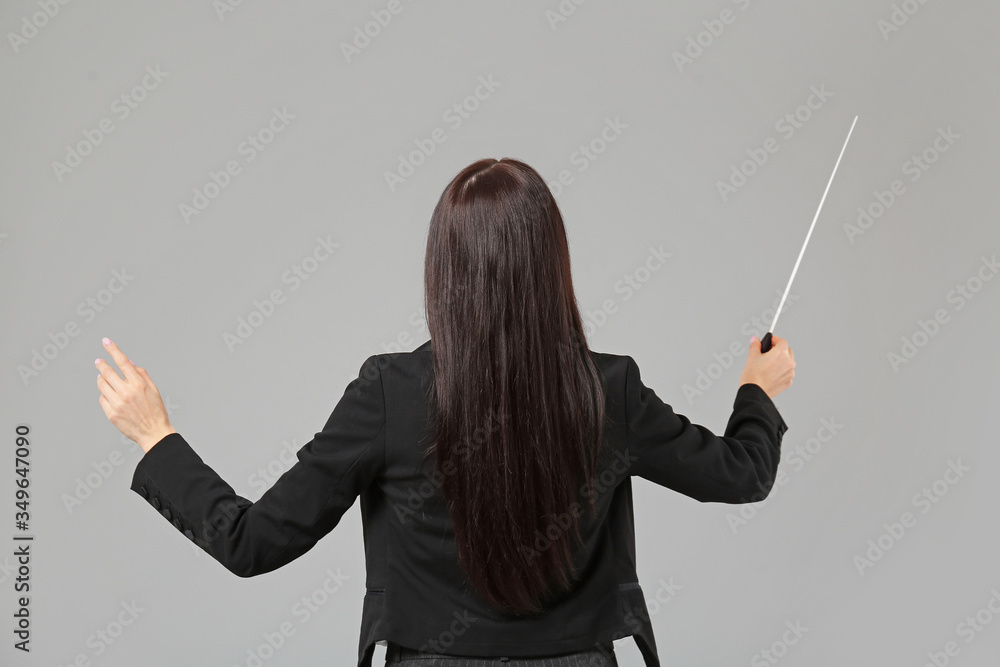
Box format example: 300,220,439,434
624,354,788,503
128,354,386,577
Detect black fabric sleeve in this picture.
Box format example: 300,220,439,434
624,355,788,503
128,354,386,577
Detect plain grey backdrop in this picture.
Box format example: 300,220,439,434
2,1,998,665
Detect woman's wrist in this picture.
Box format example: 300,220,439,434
139,427,178,454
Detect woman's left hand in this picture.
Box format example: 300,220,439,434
95,338,176,454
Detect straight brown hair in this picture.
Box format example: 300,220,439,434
422,157,607,615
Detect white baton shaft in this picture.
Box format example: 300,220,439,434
761,115,858,353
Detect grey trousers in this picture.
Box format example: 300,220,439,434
384,641,618,666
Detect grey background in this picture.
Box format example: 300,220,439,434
2,1,998,665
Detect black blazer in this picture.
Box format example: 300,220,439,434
130,338,788,666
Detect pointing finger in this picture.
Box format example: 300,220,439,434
101,337,138,383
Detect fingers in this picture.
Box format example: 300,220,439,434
98,393,111,417
95,357,123,393
96,373,112,402
774,336,793,360
771,336,792,355
100,337,139,383
134,366,152,386
96,373,125,419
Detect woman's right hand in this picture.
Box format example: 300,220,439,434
739,334,795,399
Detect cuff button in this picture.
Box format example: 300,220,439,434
151,497,161,510
183,529,195,541
161,507,172,521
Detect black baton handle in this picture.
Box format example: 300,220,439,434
760,331,773,353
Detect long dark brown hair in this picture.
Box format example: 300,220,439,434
422,157,607,616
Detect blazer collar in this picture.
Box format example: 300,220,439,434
415,338,431,352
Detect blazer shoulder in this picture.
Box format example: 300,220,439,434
588,348,633,371
364,343,431,379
